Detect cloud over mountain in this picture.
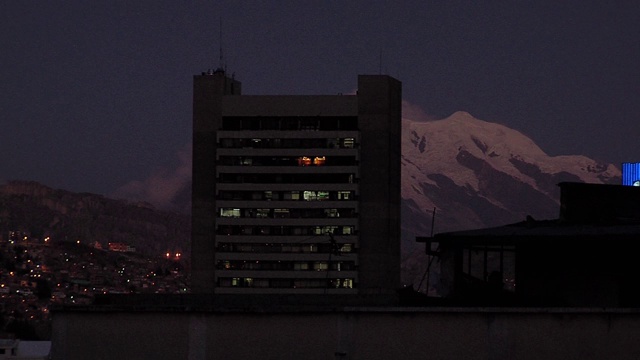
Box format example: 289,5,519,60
111,143,192,214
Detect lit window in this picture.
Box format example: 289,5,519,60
339,244,353,253
256,209,270,218
283,191,300,200
304,191,317,201
220,208,241,218
343,138,355,148
313,156,326,166
325,209,339,218
314,226,338,235
298,157,312,166
313,262,328,271
338,191,351,200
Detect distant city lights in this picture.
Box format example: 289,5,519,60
165,251,183,260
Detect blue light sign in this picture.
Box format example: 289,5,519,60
622,163,640,186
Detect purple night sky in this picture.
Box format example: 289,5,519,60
2,1,639,204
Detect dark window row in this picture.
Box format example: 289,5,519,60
218,173,356,184
216,260,356,271
216,242,354,254
217,156,357,166
222,116,358,131
219,208,356,219
219,137,356,149
462,245,516,293
217,225,355,236
218,190,355,201
218,277,354,289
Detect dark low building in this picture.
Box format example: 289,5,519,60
51,184,640,359
419,182,640,307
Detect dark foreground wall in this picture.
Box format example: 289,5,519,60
52,307,640,360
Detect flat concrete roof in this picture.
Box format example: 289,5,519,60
50,294,640,314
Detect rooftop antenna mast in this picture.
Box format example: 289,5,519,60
418,207,438,294
218,17,224,71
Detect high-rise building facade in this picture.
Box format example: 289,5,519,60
191,69,401,295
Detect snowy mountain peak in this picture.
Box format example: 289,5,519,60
400,110,620,249
403,112,619,192
400,110,622,287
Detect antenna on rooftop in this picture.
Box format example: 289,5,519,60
418,207,438,294
218,17,224,71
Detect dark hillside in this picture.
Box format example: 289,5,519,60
0,181,190,258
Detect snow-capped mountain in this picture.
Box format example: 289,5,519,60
400,111,621,288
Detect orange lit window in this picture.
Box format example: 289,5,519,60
313,156,326,166
298,157,311,166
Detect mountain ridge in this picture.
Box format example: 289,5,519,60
0,180,190,258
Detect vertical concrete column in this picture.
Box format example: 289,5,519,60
356,75,402,297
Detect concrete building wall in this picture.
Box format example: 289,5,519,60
222,95,357,116
357,75,402,294
191,71,241,293
52,308,640,360
191,73,401,296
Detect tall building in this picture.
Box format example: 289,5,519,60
191,69,401,295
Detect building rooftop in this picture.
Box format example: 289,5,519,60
433,218,640,240
52,293,400,313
